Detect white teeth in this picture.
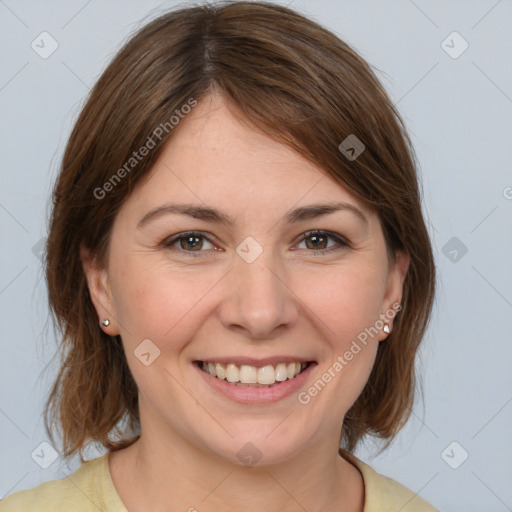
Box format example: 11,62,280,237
215,363,226,380
257,365,276,385
275,363,288,381
200,361,308,386
226,363,240,383
239,365,257,384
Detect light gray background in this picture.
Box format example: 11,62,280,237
1,1,511,510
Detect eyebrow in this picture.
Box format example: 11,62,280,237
137,201,368,229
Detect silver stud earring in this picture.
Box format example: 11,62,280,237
383,323,390,334
101,319,110,327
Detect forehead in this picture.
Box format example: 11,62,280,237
161,93,322,180
122,93,373,221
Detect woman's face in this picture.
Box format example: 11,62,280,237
83,93,408,465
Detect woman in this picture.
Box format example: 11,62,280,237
0,2,437,510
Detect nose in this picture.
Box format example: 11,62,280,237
217,248,299,340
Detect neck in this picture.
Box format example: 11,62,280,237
110,426,364,512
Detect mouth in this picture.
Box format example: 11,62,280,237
196,360,312,388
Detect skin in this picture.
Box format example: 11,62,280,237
82,92,409,512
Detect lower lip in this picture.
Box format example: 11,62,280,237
194,362,316,404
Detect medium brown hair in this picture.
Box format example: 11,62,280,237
44,1,435,461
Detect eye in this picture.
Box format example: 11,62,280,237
295,230,350,254
162,231,217,256
161,229,350,258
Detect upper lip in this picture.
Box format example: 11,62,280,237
195,356,315,367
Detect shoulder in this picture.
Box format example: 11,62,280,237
343,452,439,512
0,452,126,512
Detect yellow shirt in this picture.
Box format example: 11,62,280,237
0,451,438,511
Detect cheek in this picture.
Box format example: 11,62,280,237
298,262,387,344
108,260,212,397
294,263,386,408
109,257,222,346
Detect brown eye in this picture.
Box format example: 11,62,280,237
304,233,328,250
179,235,204,251
296,230,350,254
162,231,216,256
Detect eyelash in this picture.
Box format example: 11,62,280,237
161,230,351,257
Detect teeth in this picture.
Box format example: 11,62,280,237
257,365,276,385
240,365,257,384
200,361,308,386
275,363,288,381
215,363,226,380
226,363,240,383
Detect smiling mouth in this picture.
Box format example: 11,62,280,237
196,361,312,387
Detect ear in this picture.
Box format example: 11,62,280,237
80,244,120,335
379,250,410,341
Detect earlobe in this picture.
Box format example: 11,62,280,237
80,244,119,335
379,250,410,340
